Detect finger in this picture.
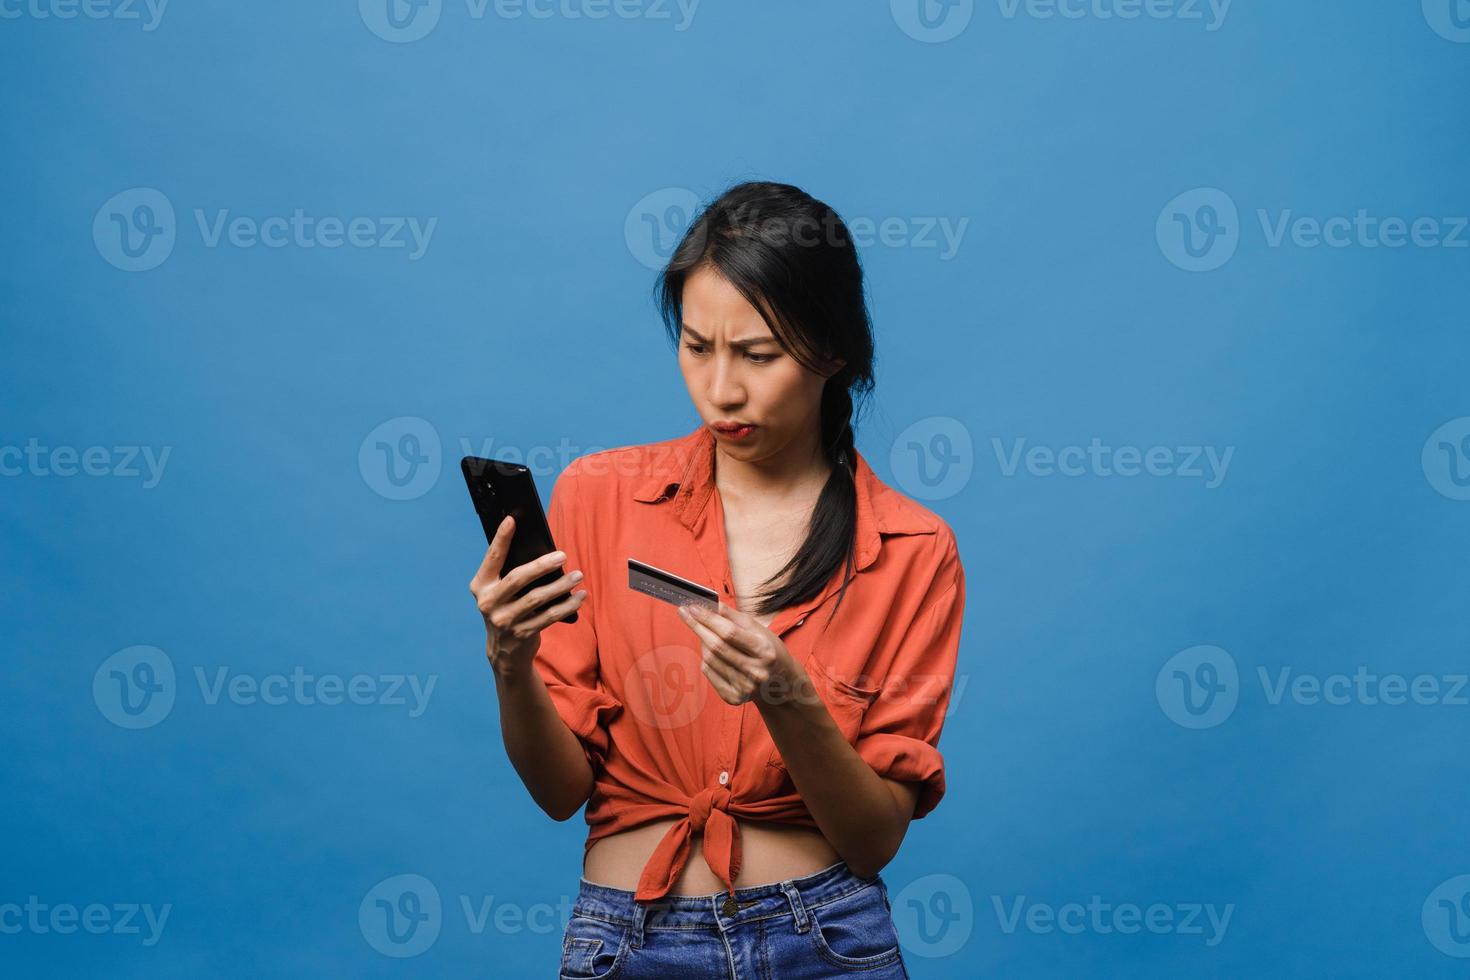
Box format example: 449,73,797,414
700,657,743,704
717,604,770,641
699,641,748,691
682,604,751,660
520,587,588,634
710,603,756,650
470,516,515,590
682,602,735,640
680,607,749,673
712,601,754,626
678,604,722,647
501,548,569,593
505,567,584,624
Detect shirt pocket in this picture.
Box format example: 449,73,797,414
767,658,879,772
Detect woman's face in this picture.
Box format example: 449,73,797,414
677,264,842,463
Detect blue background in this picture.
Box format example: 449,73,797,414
4,1,1470,976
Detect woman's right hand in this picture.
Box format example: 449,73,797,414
468,514,587,675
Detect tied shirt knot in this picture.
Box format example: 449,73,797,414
633,785,743,905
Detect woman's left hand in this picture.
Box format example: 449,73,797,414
677,602,803,706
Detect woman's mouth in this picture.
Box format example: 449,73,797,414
711,423,757,441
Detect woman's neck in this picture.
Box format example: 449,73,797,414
714,432,833,508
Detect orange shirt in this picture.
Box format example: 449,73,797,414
533,422,967,906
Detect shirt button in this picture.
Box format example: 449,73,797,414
718,770,729,785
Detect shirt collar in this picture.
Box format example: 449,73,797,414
631,423,934,573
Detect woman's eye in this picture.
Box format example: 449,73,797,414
682,343,775,364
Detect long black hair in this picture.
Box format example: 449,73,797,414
653,181,876,624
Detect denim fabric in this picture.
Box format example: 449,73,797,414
558,860,910,979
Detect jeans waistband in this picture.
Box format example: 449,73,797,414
572,860,883,947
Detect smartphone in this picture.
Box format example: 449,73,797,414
461,455,578,625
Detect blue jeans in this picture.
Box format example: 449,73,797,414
559,860,910,979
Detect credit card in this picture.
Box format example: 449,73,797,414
628,558,720,611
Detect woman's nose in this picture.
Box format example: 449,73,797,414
707,358,745,404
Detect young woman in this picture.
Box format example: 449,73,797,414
469,181,966,979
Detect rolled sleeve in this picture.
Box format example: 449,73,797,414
532,459,622,771
854,538,966,820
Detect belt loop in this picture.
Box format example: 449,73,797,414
629,900,649,949
779,879,811,934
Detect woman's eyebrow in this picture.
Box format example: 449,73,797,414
680,324,779,348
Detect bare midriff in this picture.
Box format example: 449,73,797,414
582,817,842,893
